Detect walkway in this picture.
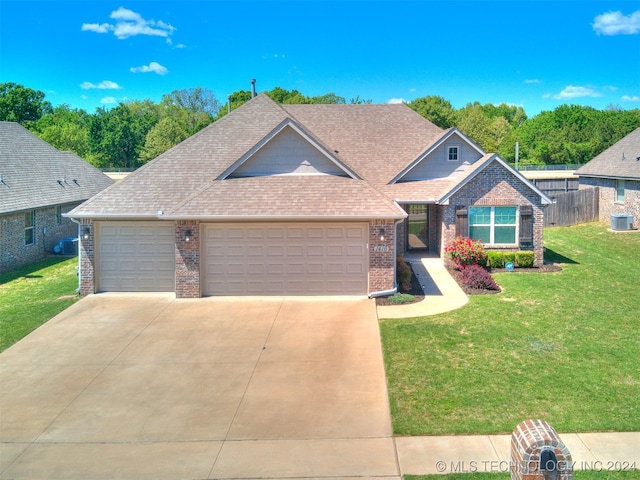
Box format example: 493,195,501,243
377,253,468,319
397,432,640,475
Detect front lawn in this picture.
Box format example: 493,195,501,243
380,223,640,435
0,257,80,352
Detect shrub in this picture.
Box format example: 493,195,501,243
516,250,535,268
503,252,516,266
387,293,415,304
445,237,487,269
396,255,412,291
460,265,500,290
487,251,504,269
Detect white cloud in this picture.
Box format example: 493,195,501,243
80,80,122,90
525,79,541,84
101,96,117,104
622,95,640,102
593,10,640,35
388,98,406,104
82,7,176,40
81,22,113,34
552,86,602,100
130,62,168,75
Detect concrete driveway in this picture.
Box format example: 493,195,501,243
0,294,399,479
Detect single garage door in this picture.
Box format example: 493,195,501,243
202,223,368,296
97,221,175,292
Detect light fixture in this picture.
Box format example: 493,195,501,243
185,229,192,242
82,227,90,241
380,227,386,241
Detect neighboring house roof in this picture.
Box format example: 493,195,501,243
68,94,548,220
0,121,114,215
575,127,640,180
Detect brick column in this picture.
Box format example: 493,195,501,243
79,220,95,296
175,221,200,298
369,220,396,294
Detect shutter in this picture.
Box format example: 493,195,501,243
519,205,533,243
455,206,468,238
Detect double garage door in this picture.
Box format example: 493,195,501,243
202,223,369,296
96,221,369,296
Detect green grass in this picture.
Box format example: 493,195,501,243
380,222,640,435
0,257,81,352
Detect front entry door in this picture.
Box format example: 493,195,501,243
406,204,429,251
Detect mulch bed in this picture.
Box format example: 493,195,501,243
376,261,563,304
447,261,563,295
375,263,425,306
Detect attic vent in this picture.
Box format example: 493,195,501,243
611,214,633,231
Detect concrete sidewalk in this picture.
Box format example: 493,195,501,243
377,254,468,319
396,432,640,475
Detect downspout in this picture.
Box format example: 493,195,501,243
368,218,405,298
69,217,82,294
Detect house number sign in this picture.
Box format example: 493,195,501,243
374,246,390,252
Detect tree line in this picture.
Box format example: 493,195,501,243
2,82,639,169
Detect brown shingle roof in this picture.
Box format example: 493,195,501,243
576,128,640,180
0,122,114,215
164,176,405,219
72,94,536,220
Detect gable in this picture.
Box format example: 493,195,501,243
225,123,353,179
391,129,485,184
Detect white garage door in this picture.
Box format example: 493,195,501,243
97,222,175,292
202,223,369,296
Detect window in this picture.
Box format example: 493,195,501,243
25,211,35,245
447,146,459,162
616,179,625,202
55,205,62,225
469,206,517,245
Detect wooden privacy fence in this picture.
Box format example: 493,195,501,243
544,187,599,227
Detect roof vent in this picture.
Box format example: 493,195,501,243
57,179,64,186
250,78,256,98
611,214,633,231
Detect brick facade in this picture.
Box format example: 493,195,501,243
175,221,200,298
369,219,397,294
78,218,400,298
441,164,545,267
1,203,81,272
580,177,640,228
78,219,95,296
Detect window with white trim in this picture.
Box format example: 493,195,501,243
469,206,517,245
616,179,625,202
25,211,35,245
447,145,459,161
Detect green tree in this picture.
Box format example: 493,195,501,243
32,104,91,158
139,117,188,163
0,82,52,124
407,96,456,129
88,103,156,169
160,87,219,134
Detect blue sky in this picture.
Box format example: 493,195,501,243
1,0,639,117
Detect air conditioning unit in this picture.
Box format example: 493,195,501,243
611,214,633,231
59,237,79,255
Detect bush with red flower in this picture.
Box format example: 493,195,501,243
445,237,487,269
